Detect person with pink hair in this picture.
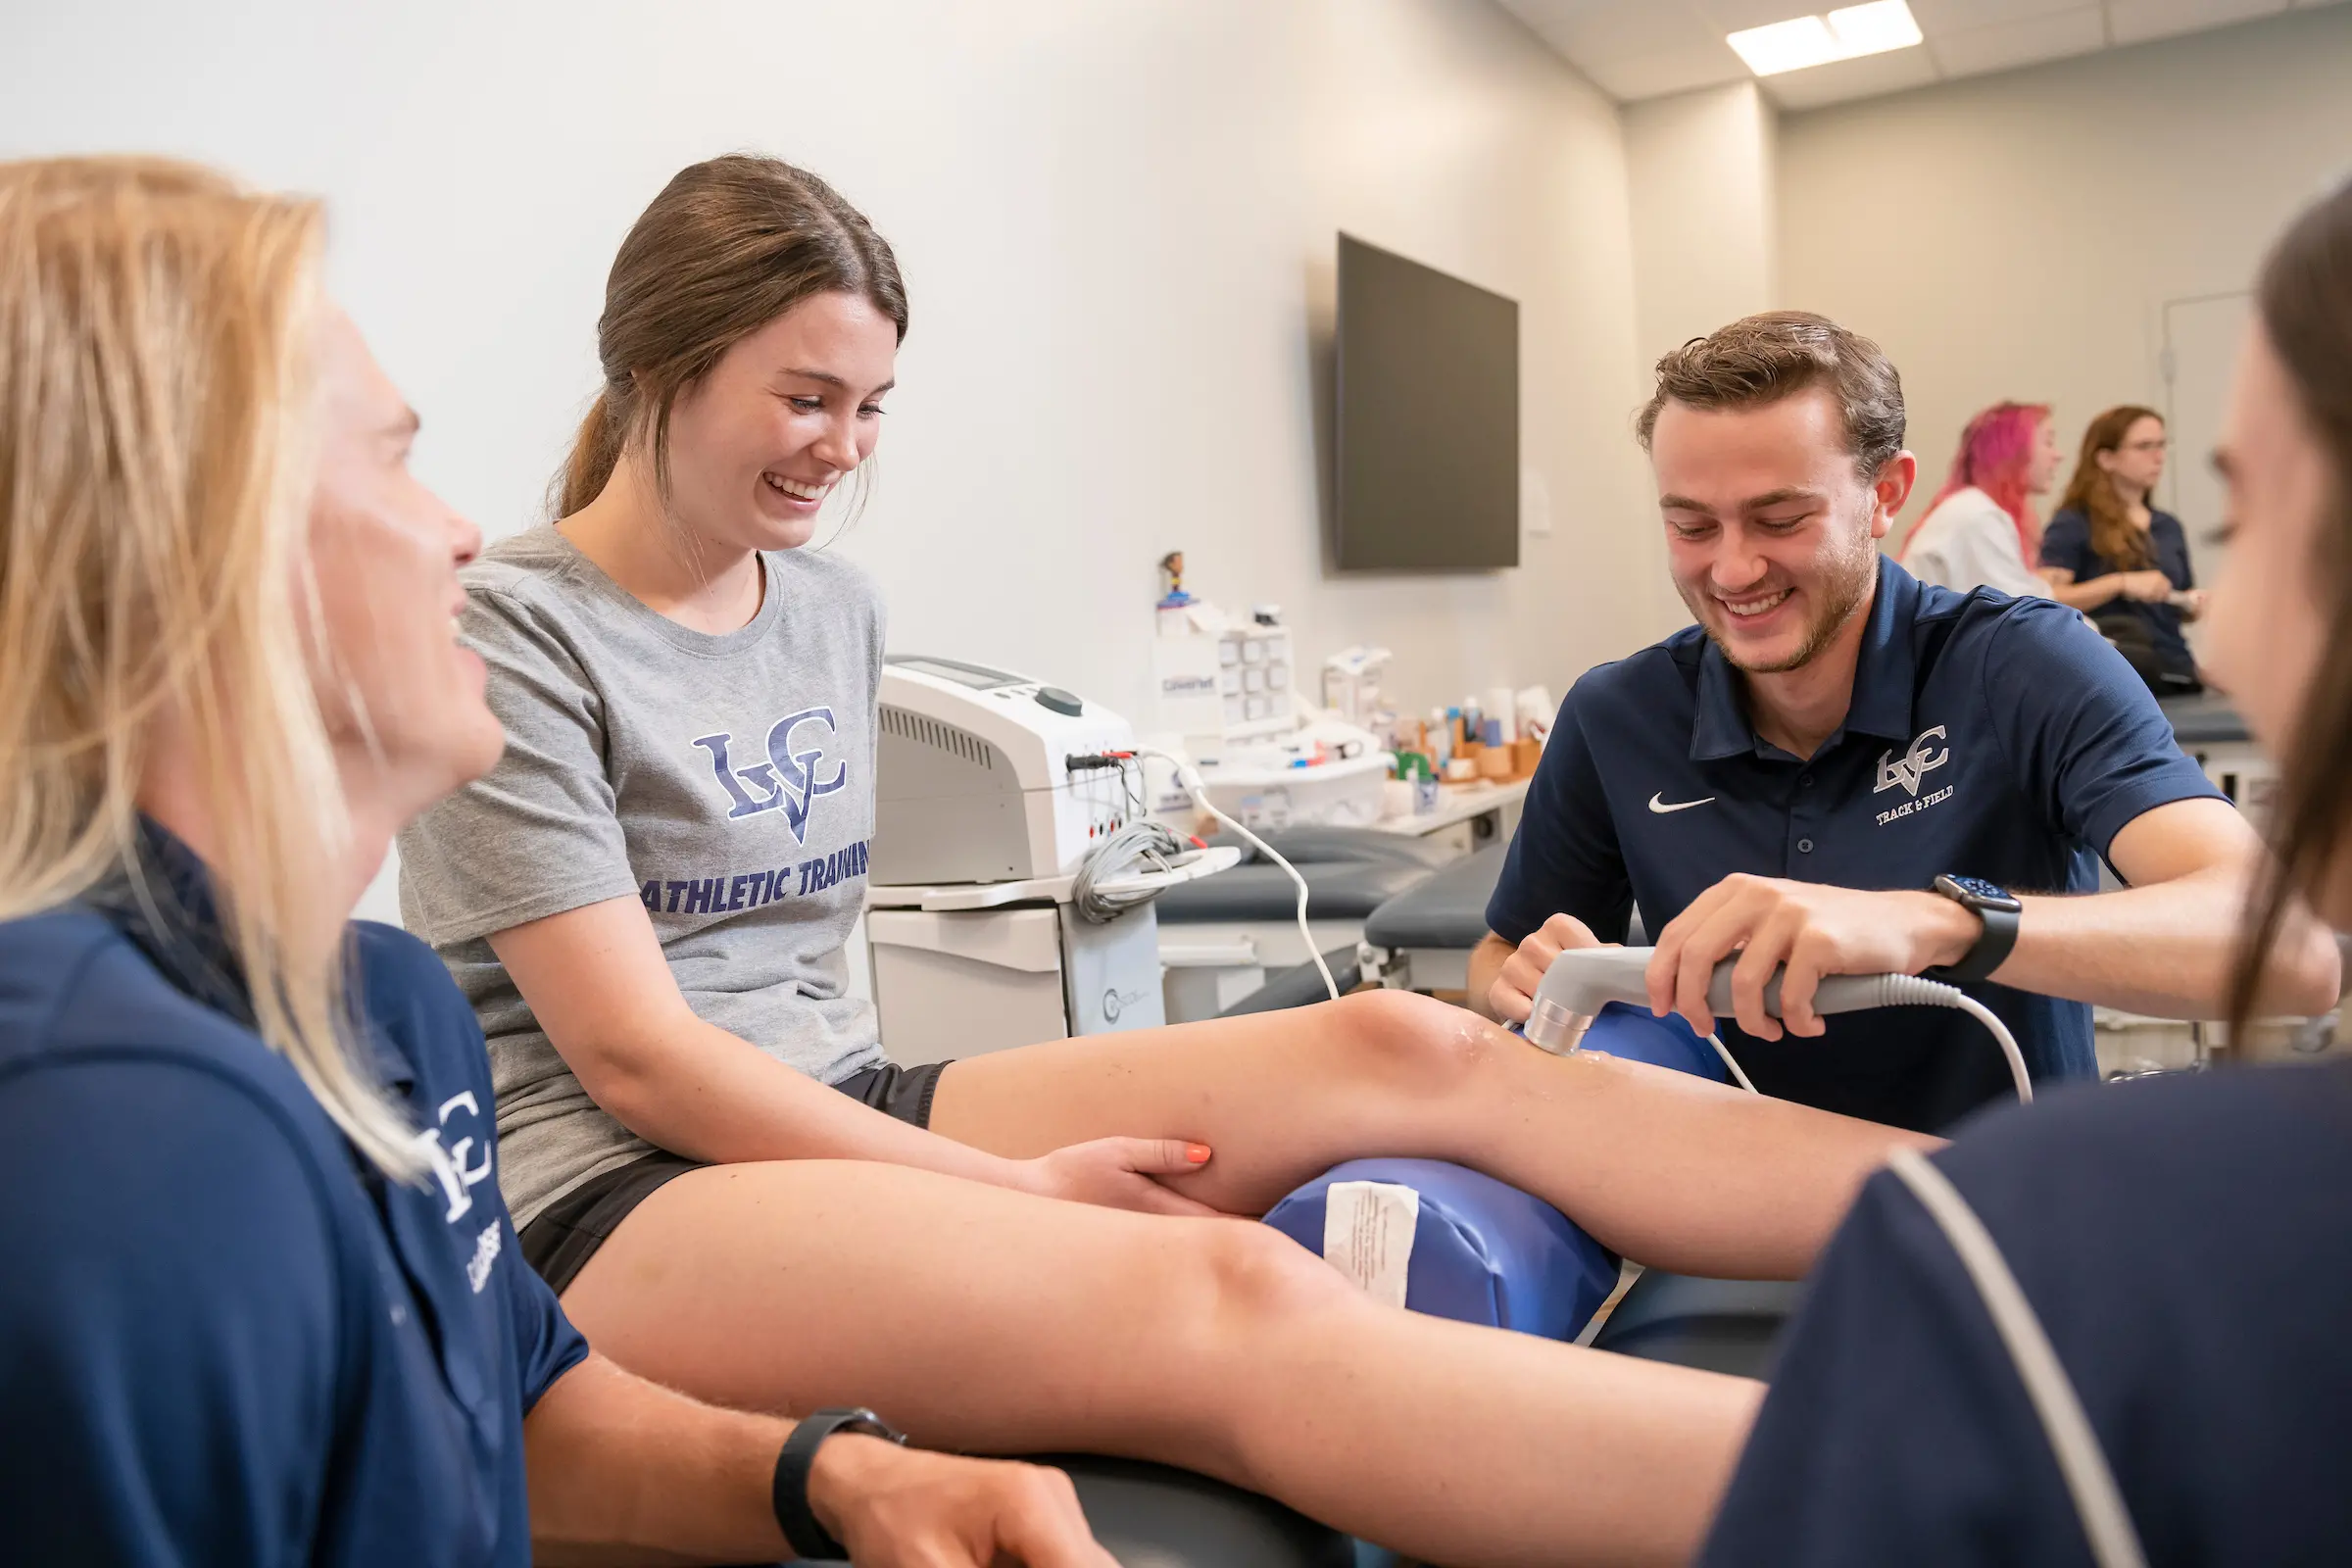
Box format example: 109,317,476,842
1899,400,2065,597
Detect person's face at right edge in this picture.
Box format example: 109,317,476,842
2203,326,2347,921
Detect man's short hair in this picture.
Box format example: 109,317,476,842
1636,310,1906,479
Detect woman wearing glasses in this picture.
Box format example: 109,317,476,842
2037,407,2206,694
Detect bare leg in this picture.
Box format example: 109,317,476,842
930,990,1936,1278
564,1159,1760,1567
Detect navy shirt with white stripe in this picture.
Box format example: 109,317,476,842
1488,557,2221,1131
1703,1061,2352,1565
0,829,588,1564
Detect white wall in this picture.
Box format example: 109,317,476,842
1,0,1671,923
1775,5,2352,549
1622,79,1778,629
1624,81,1778,367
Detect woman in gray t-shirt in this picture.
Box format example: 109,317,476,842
398,155,1930,1561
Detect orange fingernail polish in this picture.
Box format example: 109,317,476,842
1186,1143,1212,1163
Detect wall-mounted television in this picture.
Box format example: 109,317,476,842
1334,234,1519,571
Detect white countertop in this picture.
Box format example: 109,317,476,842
1367,775,1531,836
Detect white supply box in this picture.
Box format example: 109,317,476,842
1153,621,1297,745
1188,748,1390,830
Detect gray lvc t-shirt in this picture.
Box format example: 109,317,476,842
398,524,886,1227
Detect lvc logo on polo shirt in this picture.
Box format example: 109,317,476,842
1875,725,1956,826
415,1090,496,1224
1875,726,1950,797
413,1091,506,1295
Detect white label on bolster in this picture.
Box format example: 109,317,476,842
1322,1180,1420,1308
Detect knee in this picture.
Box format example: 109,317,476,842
1189,1216,1352,1331
1321,987,1495,1095
1142,1220,1357,1480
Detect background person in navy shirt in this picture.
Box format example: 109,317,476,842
0,156,1111,1567
1472,311,2340,1132
1702,170,2352,1568
2039,404,2206,695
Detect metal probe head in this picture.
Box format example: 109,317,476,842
1522,947,1657,1054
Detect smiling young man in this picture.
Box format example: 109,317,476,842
1470,311,2339,1131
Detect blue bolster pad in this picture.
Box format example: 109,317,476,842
1576,1000,1730,1083
1263,1157,1618,1340
1261,1004,1723,1339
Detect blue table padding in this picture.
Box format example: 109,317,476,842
1263,1156,1619,1340
1577,1000,1729,1082
1262,1004,1722,1339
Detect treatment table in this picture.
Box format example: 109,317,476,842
2160,692,2269,820
1355,843,1512,995
1157,828,1451,1021
782,1453,1353,1567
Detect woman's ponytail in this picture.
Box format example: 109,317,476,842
554,390,624,518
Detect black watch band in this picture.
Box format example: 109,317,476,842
772,1407,906,1561
1927,873,2022,985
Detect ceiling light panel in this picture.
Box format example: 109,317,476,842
1727,14,1842,73
1727,0,1924,74
1828,0,1926,52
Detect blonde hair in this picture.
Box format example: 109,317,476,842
0,156,419,1176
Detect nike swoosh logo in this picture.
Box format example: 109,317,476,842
1648,792,1716,814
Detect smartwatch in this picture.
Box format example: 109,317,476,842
772,1406,907,1562
1927,873,2022,985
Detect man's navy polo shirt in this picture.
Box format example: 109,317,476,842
0,830,589,1564
1488,557,2222,1131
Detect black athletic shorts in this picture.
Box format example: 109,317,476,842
517,1058,952,1296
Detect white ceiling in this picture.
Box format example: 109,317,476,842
1494,0,2350,110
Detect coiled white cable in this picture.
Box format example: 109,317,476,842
1070,819,1189,923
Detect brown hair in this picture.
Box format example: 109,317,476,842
2054,405,2165,571
554,155,907,517
2229,180,2352,1034
1637,310,1906,480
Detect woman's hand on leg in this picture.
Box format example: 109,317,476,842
933,991,1937,1274
1009,1136,1222,1216
814,1438,1115,1568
